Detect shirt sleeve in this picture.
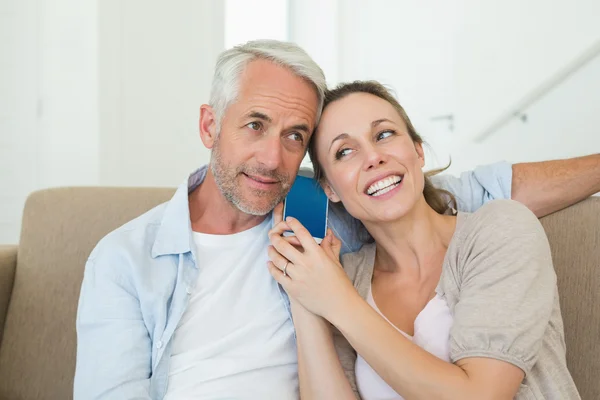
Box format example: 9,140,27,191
431,161,513,212
74,242,153,400
449,200,556,374
327,201,370,255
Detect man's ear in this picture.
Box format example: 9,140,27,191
322,180,341,203
199,104,218,149
415,142,425,168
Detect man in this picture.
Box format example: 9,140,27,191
74,39,600,399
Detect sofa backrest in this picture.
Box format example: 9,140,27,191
539,197,600,400
0,188,598,399
0,187,175,400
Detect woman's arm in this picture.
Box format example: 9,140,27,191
332,295,523,400
267,220,358,399
290,301,358,399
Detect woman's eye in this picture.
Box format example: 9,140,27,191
247,121,262,131
377,130,395,141
335,148,353,160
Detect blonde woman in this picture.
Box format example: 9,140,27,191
267,81,579,399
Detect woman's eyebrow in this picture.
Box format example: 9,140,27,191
329,133,349,151
371,118,393,128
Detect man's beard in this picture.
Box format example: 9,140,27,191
210,136,292,216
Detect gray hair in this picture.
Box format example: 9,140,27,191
209,39,327,133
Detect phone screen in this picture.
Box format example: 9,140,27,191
282,170,329,243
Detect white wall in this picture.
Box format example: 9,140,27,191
0,0,98,244
39,0,99,188
439,53,600,175
454,0,600,141
0,0,225,243
99,0,224,187
0,0,40,244
289,0,340,87
289,0,600,174
225,0,288,49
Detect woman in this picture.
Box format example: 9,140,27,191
267,81,579,399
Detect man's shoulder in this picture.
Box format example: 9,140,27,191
88,201,169,262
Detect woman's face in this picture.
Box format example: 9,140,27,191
315,92,425,223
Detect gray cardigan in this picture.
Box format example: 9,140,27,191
333,200,580,399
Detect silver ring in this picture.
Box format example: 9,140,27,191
283,262,289,277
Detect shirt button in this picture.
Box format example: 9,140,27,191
186,286,192,295
156,341,163,349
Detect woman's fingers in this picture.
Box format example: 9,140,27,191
328,229,343,259
269,231,303,265
282,235,302,248
267,261,292,289
320,229,334,258
285,217,319,251
320,229,341,261
268,220,293,237
267,245,295,279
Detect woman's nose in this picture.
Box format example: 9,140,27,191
363,146,387,171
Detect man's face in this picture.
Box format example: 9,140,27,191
210,59,319,216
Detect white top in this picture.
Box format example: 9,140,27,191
355,286,453,400
164,216,298,399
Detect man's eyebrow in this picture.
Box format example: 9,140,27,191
372,118,393,128
247,111,272,123
290,124,310,134
328,133,350,151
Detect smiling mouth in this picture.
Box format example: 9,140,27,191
366,175,403,197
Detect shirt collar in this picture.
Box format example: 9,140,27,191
151,166,208,258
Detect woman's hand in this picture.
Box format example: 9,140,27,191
267,216,359,321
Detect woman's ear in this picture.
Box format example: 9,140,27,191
415,142,425,168
321,180,341,203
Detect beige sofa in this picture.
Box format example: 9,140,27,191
0,187,598,400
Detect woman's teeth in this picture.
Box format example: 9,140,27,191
367,175,402,196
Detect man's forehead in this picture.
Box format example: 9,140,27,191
236,61,319,115
234,91,317,128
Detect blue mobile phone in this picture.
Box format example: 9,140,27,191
283,168,329,243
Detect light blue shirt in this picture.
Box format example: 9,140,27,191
74,162,512,399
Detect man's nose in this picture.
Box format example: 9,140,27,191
256,134,283,171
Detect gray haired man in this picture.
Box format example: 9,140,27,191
74,40,600,399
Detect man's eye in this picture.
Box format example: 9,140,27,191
377,130,395,141
247,121,262,131
335,148,353,160
288,132,304,142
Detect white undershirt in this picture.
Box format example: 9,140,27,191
164,216,298,400
355,286,453,400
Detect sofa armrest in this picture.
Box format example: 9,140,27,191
0,245,17,345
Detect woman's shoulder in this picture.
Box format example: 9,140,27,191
448,199,552,279
458,199,544,241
